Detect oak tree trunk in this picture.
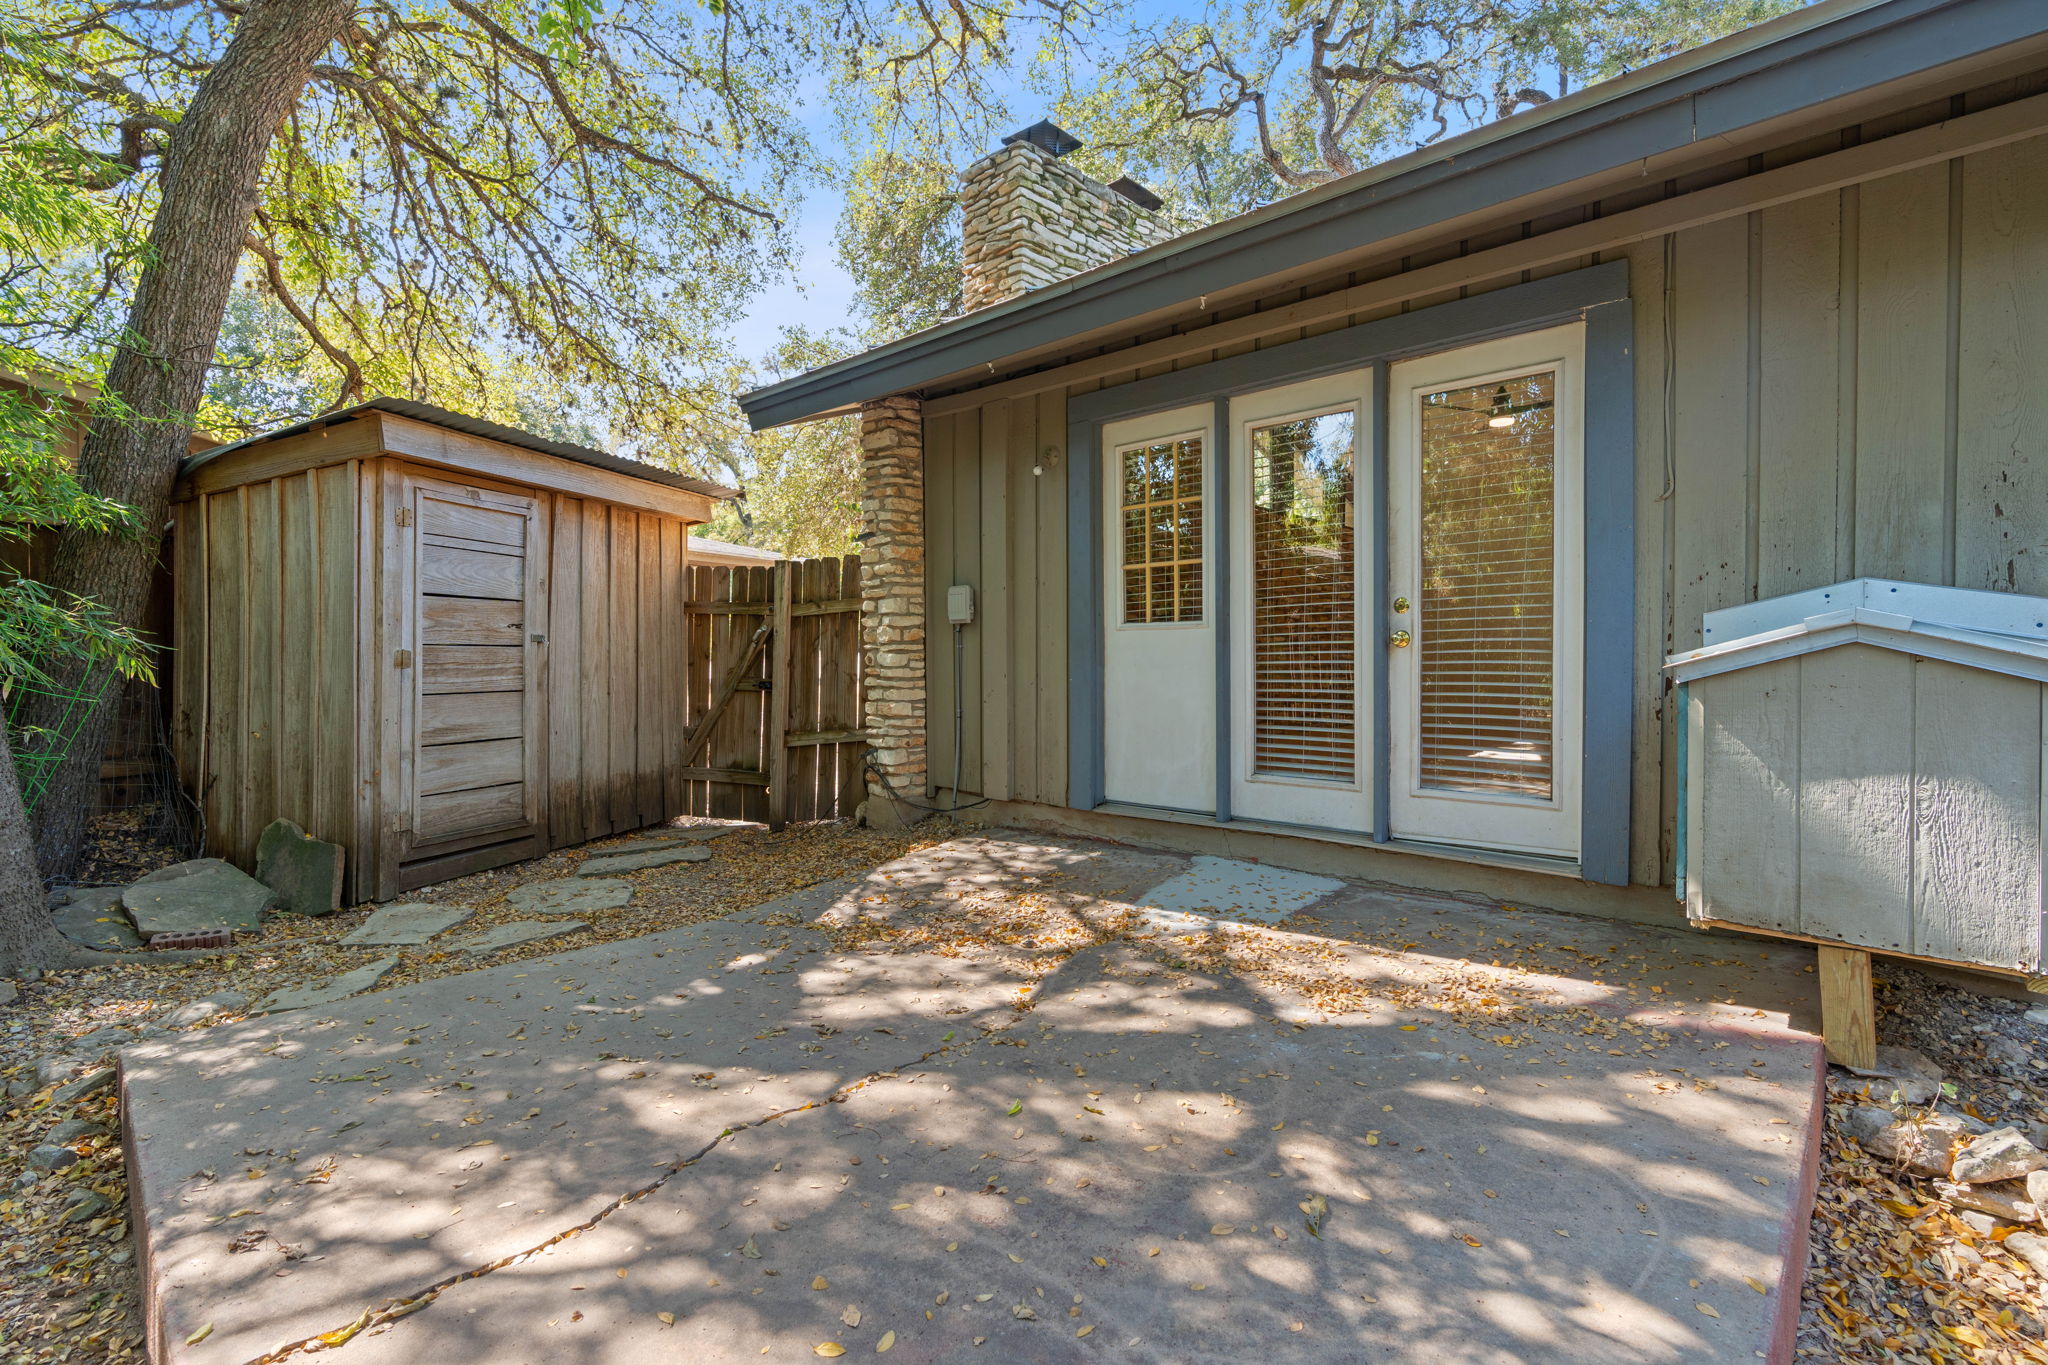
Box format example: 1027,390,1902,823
19,0,354,880
0,721,65,977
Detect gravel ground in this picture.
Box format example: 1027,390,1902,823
1798,966,2048,1363
3,828,2044,1365
0,817,936,1365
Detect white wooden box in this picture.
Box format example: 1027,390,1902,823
1669,579,2048,977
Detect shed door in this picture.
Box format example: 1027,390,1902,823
404,478,545,859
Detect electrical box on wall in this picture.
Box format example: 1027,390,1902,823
947,584,976,625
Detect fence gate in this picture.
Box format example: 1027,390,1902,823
680,555,864,826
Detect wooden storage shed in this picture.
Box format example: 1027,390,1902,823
168,398,734,902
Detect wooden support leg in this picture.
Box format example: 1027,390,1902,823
1818,945,1876,1070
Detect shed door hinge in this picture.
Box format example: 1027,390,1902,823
395,507,414,527
393,648,413,669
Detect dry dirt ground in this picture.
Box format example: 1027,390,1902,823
0,822,2044,1364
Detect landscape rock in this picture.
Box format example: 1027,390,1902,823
45,1118,108,1145
1950,1127,2048,1185
121,859,275,937
26,1144,76,1172
250,958,398,1017
50,888,143,950
71,1027,135,1054
2025,1005,2048,1027
505,879,633,916
2027,1169,2048,1213
623,825,748,847
2007,1231,2048,1279
577,846,711,877
52,1068,114,1105
161,991,249,1029
450,920,588,957
1935,1179,2037,1223
1843,1045,1945,1105
1861,1110,1970,1176
34,1054,85,1087
254,818,345,916
1840,1105,1897,1145
339,903,474,946
62,1192,110,1224
0,981,14,1008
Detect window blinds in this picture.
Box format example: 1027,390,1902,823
1416,372,1556,798
1248,411,1356,782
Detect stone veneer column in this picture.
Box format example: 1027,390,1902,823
858,394,928,828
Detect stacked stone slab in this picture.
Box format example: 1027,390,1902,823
857,131,1167,827
960,141,1174,312
859,394,929,828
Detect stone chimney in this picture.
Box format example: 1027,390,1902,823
960,120,1171,312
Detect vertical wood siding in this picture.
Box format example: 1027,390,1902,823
925,125,2048,891
1687,645,2045,971
544,494,693,843
170,465,365,890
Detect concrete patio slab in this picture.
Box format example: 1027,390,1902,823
121,834,1823,1365
505,878,634,916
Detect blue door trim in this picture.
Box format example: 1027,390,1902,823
1067,260,1635,885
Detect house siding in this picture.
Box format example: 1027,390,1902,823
922,80,2048,892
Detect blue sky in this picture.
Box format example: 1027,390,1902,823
723,189,860,359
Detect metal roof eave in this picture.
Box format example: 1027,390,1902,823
740,0,2036,431
180,396,739,501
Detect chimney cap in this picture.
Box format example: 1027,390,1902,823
1107,176,1162,211
1002,120,1082,158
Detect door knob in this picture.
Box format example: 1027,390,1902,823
1392,596,1410,614
1389,630,1412,648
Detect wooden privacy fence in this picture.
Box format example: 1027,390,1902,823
680,555,865,826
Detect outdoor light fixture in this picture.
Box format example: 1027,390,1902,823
1486,385,1517,428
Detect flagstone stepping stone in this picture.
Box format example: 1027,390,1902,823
1130,855,1344,930
449,920,588,957
255,818,345,916
339,903,475,947
504,879,632,916
250,958,398,1017
51,888,144,950
578,846,711,877
624,824,753,846
121,859,276,938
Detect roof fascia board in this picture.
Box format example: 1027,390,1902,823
743,0,2031,430
1666,618,2048,685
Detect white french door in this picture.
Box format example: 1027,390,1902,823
1102,404,1217,813
1227,370,1376,832
1386,325,1583,858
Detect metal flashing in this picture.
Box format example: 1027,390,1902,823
180,396,738,501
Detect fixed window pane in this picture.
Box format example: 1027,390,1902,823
1116,436,1205,624
1417,371,1556,798
1248,410,1356,780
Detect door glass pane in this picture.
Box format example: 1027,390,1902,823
1249,410,1355,781
1116,437,1204,624
1417,371,1556,798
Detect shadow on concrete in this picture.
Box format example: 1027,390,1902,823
121,832,1821,1365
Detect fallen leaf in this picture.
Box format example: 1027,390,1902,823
1696,1304,1720,1319
1743,1277,1767,1295
185,1325,214,1346
1460,1235,1483,1248
815,1344,846,1358
876,1330,895,1352
658,1312,677,1326
1005,1101,1022,1116
842,1306,861,1328
812,1276,830,1291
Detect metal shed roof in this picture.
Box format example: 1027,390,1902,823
740,0,2045,430
1667,579,2048,685
182,396,738,501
